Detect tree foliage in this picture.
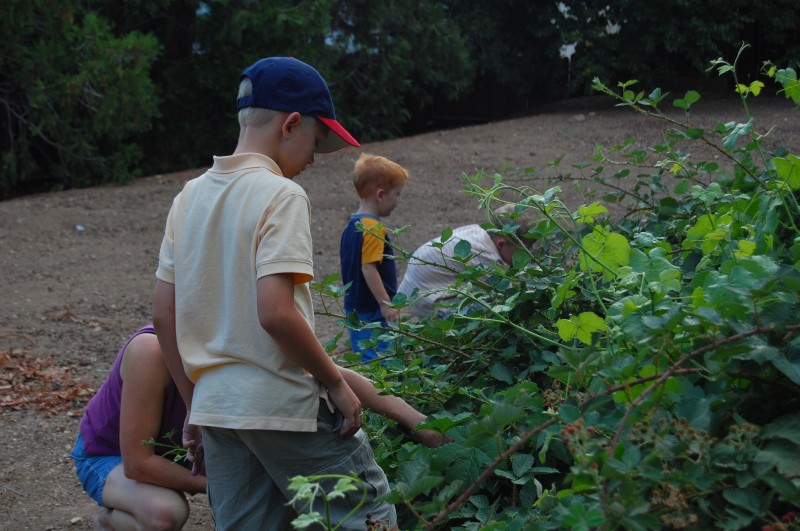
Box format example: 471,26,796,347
307,50,800,529
0,0,160,197
327,0,474,142
554,0,800,94
1,1,798,198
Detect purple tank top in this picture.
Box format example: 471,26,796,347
79,324,186,456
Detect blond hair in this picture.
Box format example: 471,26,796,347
352,153,409,198
237,77,318,131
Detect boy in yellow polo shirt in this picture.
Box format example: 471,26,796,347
153,57,399,530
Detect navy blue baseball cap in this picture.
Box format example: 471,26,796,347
237,57,360,153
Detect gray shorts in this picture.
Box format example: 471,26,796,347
201,401,396,531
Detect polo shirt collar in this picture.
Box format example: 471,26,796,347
211,153,283,177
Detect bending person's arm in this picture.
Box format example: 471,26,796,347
117,333,206,494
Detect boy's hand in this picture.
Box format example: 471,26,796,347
327,379,362,438
182,413,205,476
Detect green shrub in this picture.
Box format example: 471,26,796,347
310,47,800,530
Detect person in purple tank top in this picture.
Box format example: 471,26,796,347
72,324,444,529
71,325,206,530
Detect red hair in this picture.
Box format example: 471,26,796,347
352,153,408,198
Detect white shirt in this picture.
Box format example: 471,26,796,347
398,224,502,318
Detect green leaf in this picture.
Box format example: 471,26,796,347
292,512,324,529
580,226,631,277
511,247,531,269
453,239,472,258
755,440,800,476
646,87,665,104
575,202,609,224
685,213,732,255
489,362,515,384
489,401,525,429
557,312,607,345
558,404,582,422
685,127,704,139
673,90,700,109
722,488,769,515
749,80,765,96
436,445,492,483
735,240,756,258
776,67,800,104
722,120,753,150
690,182,724,205
511,453,534,477
420,413,472,433
396,460,444,497
563,502,605,530
556,318,577,342
774,154,800,190
734,342,800,385
761,414,800,442
629,247,681,286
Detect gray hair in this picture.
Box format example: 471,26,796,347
490,203,541,248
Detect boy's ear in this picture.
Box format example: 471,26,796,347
281,112,303,138
375,188,385,202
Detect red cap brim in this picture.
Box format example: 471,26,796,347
317,117,360,153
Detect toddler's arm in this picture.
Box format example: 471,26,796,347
361,263,398,322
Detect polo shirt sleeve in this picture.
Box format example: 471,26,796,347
255,192,314,284
155,194,179,284
360,217,386,265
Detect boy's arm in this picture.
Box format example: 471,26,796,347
152,280,194,408
361,263,398,322
339,367,445,448
257,273,362,437
153,279,205,472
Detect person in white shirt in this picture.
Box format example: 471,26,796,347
398,204,538,318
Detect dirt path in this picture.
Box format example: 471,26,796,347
1,93,797,529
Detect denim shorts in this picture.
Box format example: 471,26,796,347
71,433,121,506
347,309,389,362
